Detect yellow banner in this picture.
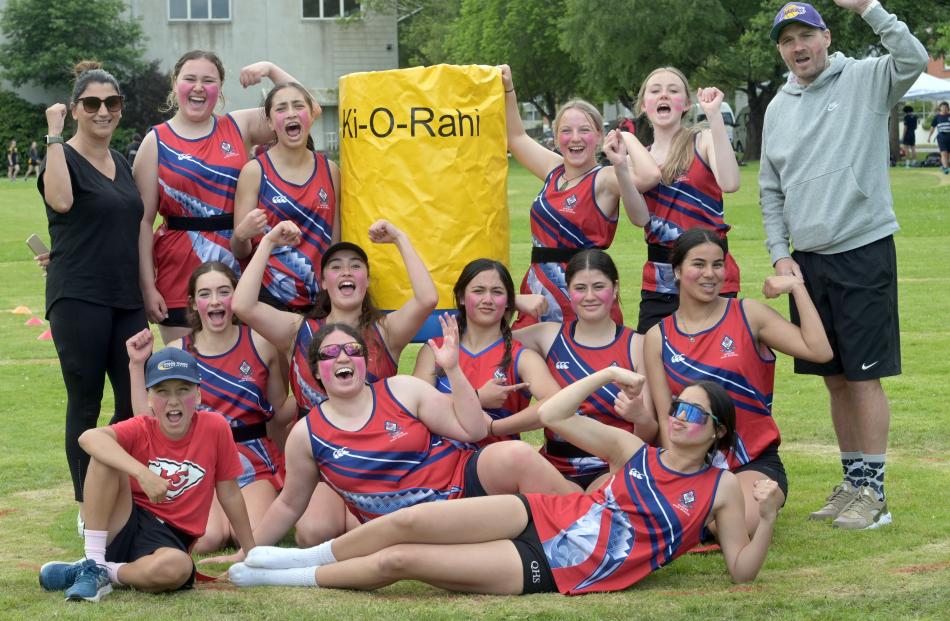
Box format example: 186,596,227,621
339,64,509,312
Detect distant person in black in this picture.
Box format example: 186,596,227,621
901,105,917,166
7,139,20,180
126,132,142,167
24,140,40,180
38,60,147,516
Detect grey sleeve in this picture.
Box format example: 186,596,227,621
861,3,929,112
758,121,790,265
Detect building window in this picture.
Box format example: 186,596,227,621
302,0,361,19
169,0,231,21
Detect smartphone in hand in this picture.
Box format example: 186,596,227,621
26,233,49,256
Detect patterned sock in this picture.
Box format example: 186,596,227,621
83,529,108,566
840,451,865,488
864,454,886,501
229,563,318,587
245,541,336,569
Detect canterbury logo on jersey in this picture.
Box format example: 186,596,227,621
555,361,570,370
332,446,351,459
670,353,685,364
148,458,206,500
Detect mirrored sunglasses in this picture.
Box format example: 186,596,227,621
317,342,366,361
670,398,720,426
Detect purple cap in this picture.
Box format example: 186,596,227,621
770,2,826,42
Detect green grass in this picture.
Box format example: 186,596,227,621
1,164,949,619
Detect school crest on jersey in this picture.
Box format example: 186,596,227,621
720,335,737,359
384,420,407,441
318,187,330,208
220,140,239,158
675,490,696,515
239,360,253,381
493,368,507,381
561,194,578,214
148,458,206,500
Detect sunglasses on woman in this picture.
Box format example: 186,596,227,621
670,398,720,426
76,95,124,113
316,342,366,361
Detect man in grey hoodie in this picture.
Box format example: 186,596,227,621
759,1,926,531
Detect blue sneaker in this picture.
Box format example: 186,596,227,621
39,559,87,591
64,560,112,602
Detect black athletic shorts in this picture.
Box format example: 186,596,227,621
105,504,196,589
937,133,950,153
637,290,738,335
159,307,189,328
511,495,557,594
462,448,487,498
734,443,788,500
790,235,901,380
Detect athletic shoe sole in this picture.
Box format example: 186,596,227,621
65,582,112,603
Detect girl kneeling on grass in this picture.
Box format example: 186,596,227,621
227,369,782,595
39,333,254,601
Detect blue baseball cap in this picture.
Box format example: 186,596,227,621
145,347,201,388
770,2,826,42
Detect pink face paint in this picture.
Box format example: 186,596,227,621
150,394,168,413
352,357,366,380
203,83,219,109
298,108,311,130
569,290,587,306
182,393,197,410
595,288,615,306
318,358,336,385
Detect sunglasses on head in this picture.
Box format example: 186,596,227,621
670,398,720,427
316,342,366,361
76,95,124,113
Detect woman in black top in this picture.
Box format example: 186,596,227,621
39,61,147,510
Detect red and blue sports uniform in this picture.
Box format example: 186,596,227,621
526,443,722,595
659,299,776,469
290,317,397,414
256,151,336,311
431,336,529,446
515,165,622,328
152,115,246,309
542,322,637,480
305,379,473,523
642,140,739,295
183,326,283,489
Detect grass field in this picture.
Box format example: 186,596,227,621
0,161,948,620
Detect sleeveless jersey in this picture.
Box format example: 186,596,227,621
431,336,529,446
660,299,777,468
306,379,473,522
152,115,246,308
527,444,722,595
642,141,739,295
541,322,636,478
290,317,398,411
183,326,282,489
517,165,620,326
256,151,336,310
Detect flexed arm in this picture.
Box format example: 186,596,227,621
498,64,562,180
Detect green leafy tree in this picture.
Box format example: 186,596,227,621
396,0,462,68
445,0,583,120
0,0,145,93
120,60,171,138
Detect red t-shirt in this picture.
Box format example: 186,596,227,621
111,411,242,538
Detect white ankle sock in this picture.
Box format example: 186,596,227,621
84,529,108,565
245,541,336,569
229,563,318,587
103,561,125,585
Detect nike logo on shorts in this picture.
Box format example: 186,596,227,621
861,361,879,371
827,102,839,112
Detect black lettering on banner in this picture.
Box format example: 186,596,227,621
411,107,435,137
369,107,395,138
342,107,482,140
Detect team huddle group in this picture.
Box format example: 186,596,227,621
34,0,927,604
